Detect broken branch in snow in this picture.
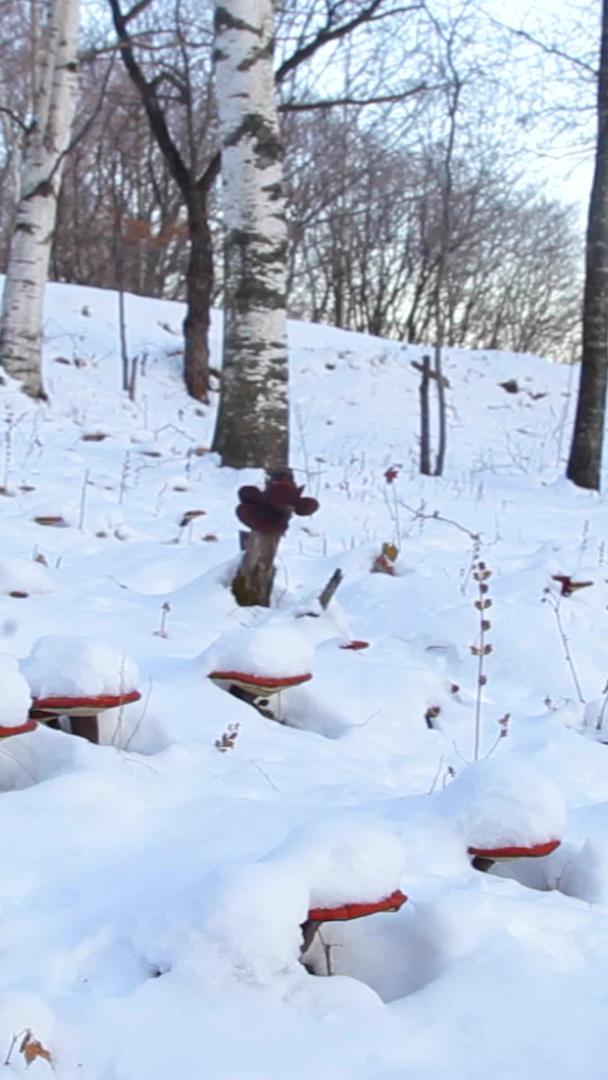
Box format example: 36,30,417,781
319,568,344,610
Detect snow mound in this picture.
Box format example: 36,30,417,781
440,755,566,851
200,817,408,982
21,637,139,699
0,654,33,727
205,621,314,678
559,840,608,906
0,556,54,596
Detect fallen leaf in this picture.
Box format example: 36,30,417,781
33,516,69,528
19,1031,53,1069
179,510,206,528
552,574,594,597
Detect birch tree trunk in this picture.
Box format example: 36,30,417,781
0,0,79,398
212,0,289,470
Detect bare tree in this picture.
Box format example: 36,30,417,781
567,0,608,490
107,0,217,403
0,0,80,398
105,0,423,410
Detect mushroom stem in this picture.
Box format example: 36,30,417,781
471,855,495,873
69,714,99,744
300,919,322,954
228,685,275,719
232,528,281,607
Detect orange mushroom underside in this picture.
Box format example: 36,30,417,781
307,888,407,923
31,689,142,717
209,671,312,696
0,716,38,737
468,838,561,861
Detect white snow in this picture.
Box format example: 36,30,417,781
1,277,608,1078
0,653,33,728
21,636,139,699
0,556,55,596
205,620,314,678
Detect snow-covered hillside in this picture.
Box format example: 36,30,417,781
0,280,607,1079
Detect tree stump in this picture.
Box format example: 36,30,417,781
232,528,281,607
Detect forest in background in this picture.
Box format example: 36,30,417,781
0,0,594,363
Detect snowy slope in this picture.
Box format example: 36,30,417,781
0,279,607,1078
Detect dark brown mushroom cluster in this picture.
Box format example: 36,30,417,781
236,475,319,536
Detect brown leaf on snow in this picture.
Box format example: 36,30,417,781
81,432,109,442
19,1030,53,1069
179,510,206,528
33,515,69,528
552,574,594,597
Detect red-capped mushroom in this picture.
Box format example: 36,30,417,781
209,669,311,716
0,715,38,738
30,689,142,744
207,625,314,718
208,670,312,697
440,758,566,877
468,838,561,873
301,888,407,952
22,637,141,744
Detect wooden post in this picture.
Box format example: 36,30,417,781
420,354,432,475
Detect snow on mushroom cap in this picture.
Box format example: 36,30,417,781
0,654,34,729
439,755,566,852
205,622,314,680
199,817,408,982
275,817,408,911
21,637,139,700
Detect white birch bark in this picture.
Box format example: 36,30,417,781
212,0,289,469
0,0,79,398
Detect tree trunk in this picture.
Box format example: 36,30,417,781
212,0,289,470
108,0,214,406
232,528,281,607
419,353,431,475
567,0,608,491
0,0,79,398
183,187,212,403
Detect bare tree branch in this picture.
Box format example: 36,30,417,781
107,0,191,192
276,0,419,83
0,105,28,133
483,13,596,77
280,83,430,111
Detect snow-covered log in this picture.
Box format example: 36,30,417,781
212,0,289,469
0,0,79,398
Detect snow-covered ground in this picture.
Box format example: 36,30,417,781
0,280,607,1077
